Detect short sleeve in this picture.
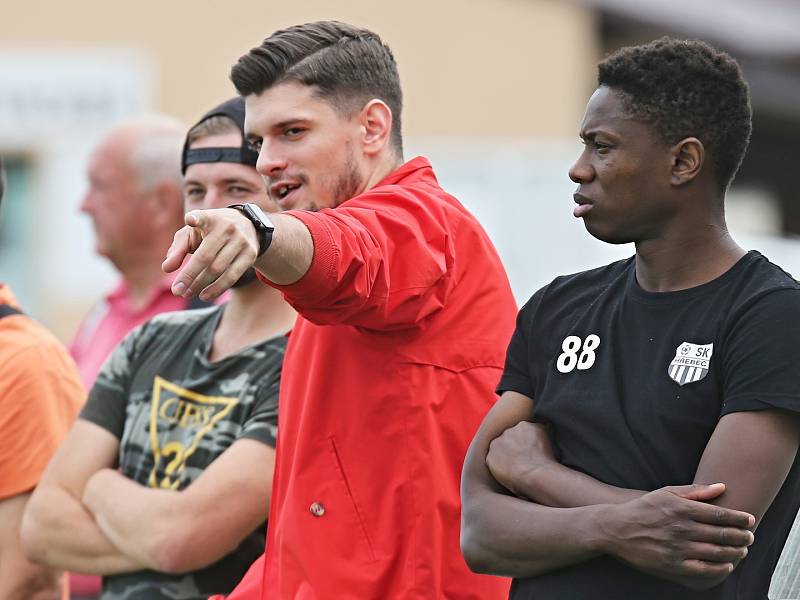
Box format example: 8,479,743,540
237,341,283,448
720,289,800,417
79,322,148,438
0,343,84,499
496,289,545,399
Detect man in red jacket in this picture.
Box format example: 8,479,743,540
164,21,515,599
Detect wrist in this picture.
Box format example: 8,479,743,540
591,503,622,556
228,203,274,257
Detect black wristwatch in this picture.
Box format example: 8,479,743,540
228,203,275,257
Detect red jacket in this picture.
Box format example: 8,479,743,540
223,157,515,599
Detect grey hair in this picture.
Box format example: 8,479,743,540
123,115,186,193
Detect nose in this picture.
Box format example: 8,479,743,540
569,149,594,185
255,141,287,179
203,187,226,210
80,190,94,214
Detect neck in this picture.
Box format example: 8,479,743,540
362,151,404,192
634,217,745,292
209,280,296,362
118,260,170,310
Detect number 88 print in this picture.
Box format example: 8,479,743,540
556,334,601,373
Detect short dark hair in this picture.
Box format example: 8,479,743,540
598,37,752,192
230,21,403,155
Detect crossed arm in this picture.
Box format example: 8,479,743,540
22,419,275,575
0,492,63,600
461,391,800,588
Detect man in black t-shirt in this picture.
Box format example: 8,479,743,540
461,38,800,599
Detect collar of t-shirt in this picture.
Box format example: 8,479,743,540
106,272,181,316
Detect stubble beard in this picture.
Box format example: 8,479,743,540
331,153,364,209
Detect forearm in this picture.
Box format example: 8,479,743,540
254,213,313,286
462,484,609,577
0,556,61,600
85,469,245,574
83,470,180,571
488,421,645,508
513,460,644,508
22,485,143,575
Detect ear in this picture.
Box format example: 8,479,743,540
358,99,393,156
148,181,184,227
669,137,704,187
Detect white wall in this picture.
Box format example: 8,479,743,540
0,47,154,332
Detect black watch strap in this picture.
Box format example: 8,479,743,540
228,203,275,257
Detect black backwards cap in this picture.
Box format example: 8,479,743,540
181,97,259,174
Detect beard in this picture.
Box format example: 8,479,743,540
330,151,364,209
271,146,365,212
230,267,259,289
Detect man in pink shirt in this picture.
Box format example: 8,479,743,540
68,117,209,597
70,116,209,390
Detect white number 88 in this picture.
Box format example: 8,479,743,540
556,334,601,373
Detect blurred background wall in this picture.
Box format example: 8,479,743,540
0,0,798,338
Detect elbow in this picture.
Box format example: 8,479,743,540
460,526,494,575
460,505,507,575
146,527,219,574
20,502,52,564
146,533,192,574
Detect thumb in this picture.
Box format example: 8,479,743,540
668,482,726,501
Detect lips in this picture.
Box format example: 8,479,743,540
573,192,593,218
269,181,301,208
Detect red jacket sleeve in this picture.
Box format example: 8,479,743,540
268,187,458,331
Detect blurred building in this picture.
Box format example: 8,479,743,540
0,0,798,337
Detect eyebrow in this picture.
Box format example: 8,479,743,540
245,117,314,142
580,128,619,141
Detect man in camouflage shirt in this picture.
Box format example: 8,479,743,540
23,98,295,600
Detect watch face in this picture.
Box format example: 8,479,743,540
245,203,275,230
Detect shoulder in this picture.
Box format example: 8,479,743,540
131,305,220,345
240,333,289,378
146,304,220,330
104,305,221,371
725,252,800,316
342,172,467,228
0,317,76,377
0,319,83,414
547,258,634,296
518,258,634,320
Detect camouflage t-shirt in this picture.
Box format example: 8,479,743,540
80,305,285,600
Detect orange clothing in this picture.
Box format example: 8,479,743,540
0,285,84,499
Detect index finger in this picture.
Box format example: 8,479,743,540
170,232,227,297
163,225,195,274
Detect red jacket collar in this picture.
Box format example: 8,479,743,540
373,156,434,188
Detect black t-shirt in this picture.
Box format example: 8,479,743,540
498,251,800,600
